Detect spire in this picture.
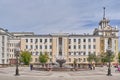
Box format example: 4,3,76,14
99,7,109,29
103,7,106,19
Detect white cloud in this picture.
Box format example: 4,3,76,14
0,0,120,50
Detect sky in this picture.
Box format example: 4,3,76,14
0,0,120,50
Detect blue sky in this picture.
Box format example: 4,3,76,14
0,0,120,50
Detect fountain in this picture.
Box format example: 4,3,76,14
49,55,74,71
32,55,74,71
56,59,66,68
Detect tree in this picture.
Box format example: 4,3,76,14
39,52,49,64
118,52,120,64
100,53,106,65
87,54,96,63
20,51,31,65
94,55,101,64
100,52,114,65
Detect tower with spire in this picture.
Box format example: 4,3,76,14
93,7,119,37
93,7,119,63
99,7,110,29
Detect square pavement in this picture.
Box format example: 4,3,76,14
0,66,120,80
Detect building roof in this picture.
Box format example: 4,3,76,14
19,33,101,38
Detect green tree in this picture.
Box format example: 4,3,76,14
100,53,107,65
118,52,120,64
20,51,31,65
39,52,49,64
94,55,101,64
100,52,114,65
87,54,96,63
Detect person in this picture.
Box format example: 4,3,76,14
115,65,120,72
88,64,92,70
117,65,120,72
30,64,33,71
93,63,95,70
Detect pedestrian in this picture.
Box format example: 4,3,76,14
93,63,95,70
88,64,92,70
118,65,120,72
30,64,33,71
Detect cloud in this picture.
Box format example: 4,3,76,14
0,0,120,50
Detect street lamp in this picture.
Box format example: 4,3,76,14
107,48,112,76
14,48,20,76
107,38,112,76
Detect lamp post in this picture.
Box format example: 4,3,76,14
107,48,112,76
14,48,20,76
107,38,112,76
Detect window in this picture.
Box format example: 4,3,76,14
35,58,38,62
88,45,91,49
69,39,71,44
50,58,52,62
50,39,52,42
69,58,71,62
9,49,11,52
50,45,52,49
94,52,96,55
83,45,86,49
2,42,4,47
74,39,76,42
35,39,38,43
74,45,76,49
30,39,33,43
88,52,91,55
26,39,28,43
88,39,91,42
78,58,81,62
12,49,14,52
69,52,71,55
40,45,42,49
2,53,4,58
69,46,71,49
26,45,28,49
115,40,116,50
93,39,96,42
78,45,81,49
40,39,42,43
30,45,33,49
2,47,4,52
93,45,96,49
83,58,86,62
74,52,76,55
36,52,38,55
40,52,42,55
74,58,77,61
78,39,81,44
2,59,4,64
45,39,47,43
83,39,86,42
45,45,47,49
83,52,86,55
50,52,52,56
35,45,38,49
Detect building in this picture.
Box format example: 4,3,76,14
9,32,34,65
0,28,13,64
0,8,119,66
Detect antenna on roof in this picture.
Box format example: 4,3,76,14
103,7,106,19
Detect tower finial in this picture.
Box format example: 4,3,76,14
103,7,106,19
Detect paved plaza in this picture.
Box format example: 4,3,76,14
0,66,120,80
